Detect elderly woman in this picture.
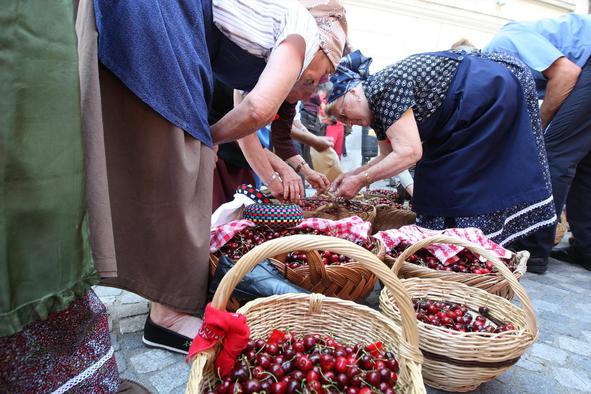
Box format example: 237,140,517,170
327,50,556,247
78,0,347,354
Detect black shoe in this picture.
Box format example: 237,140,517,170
550,246,591,270
142,316,192,355
526,257,547,274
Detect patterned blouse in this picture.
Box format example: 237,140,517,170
362,53,460,140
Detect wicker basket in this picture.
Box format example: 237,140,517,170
372,205,417,233
384,239,528,301
380,235,538,392
301,197,377,224
188,235,426,394
210,237,385,309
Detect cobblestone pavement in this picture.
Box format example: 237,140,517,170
99,128,591,393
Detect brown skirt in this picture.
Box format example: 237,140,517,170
77,0,214,314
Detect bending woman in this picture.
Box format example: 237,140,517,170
327,50,556,246
78,0,347,353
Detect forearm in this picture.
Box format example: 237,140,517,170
540,57,581,128
290,121,317,146
357,148,416,186
212,97,274,144
237,134,275,184
265,149,292,173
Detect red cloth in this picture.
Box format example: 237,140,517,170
325,122,345,158
374,225,511,263
210,216,372,252
187,304,250,377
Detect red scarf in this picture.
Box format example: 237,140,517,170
187,303,250,377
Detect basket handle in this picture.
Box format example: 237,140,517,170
391,234,537,334
211,234,423,364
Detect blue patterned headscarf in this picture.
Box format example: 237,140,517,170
328,50,373,103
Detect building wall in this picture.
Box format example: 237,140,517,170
343,0,589,70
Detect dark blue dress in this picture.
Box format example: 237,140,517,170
364,50,556,245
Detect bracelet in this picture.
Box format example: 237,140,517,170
362,171,373,187
294,160,307,174
265,171,282,186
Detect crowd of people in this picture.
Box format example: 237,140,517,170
1,0,589,391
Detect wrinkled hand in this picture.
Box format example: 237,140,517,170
312,136,334,152
267,176,285,201
333,174,364,199
304,168,330,192
330,171,353,193
277,166,304,203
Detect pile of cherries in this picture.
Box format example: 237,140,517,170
299,197,373,214
206,331,400,394
284,238,376,269
217,226,375,265
386,243,517,274
362,189,406,209
413,298,516,333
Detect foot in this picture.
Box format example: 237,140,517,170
550,246,591,270
149,303,203,339
526,257,547,274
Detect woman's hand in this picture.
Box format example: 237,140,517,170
302,167,330,192
330,171,353,192
311,136,334,152
276,165,304,203
266,174,285,201
333,173,365,199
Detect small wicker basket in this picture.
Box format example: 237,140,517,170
380,235,538,392
188,235,426,394
301,197,377,224
384,240,528,300
210,237,385,310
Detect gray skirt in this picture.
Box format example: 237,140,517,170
77,0,214,313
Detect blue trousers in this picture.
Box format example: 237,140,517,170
512,58,591,258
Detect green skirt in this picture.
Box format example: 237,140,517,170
0,0,96,337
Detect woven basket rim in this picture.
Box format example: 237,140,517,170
381,277,536,340
189,235,427,394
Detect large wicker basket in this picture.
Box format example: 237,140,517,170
209,237,384,310
380,235,538,392
384,239,528,300
188,235,426,394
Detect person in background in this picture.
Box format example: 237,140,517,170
299,83,331,165
78,0,348,354
485,13,591,273
327,50,555,247
0,1,119,391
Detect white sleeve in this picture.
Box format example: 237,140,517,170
396,170,414,188
213,0,319,71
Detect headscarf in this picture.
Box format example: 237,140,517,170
301,0,349,69
328,50,373,102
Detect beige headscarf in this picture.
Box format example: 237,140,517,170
300,0,349,71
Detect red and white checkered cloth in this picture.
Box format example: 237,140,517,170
374,225,511,263
210,216,371,253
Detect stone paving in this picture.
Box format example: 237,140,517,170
98,128,591,393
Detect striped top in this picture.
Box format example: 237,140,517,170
213,0,320,76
